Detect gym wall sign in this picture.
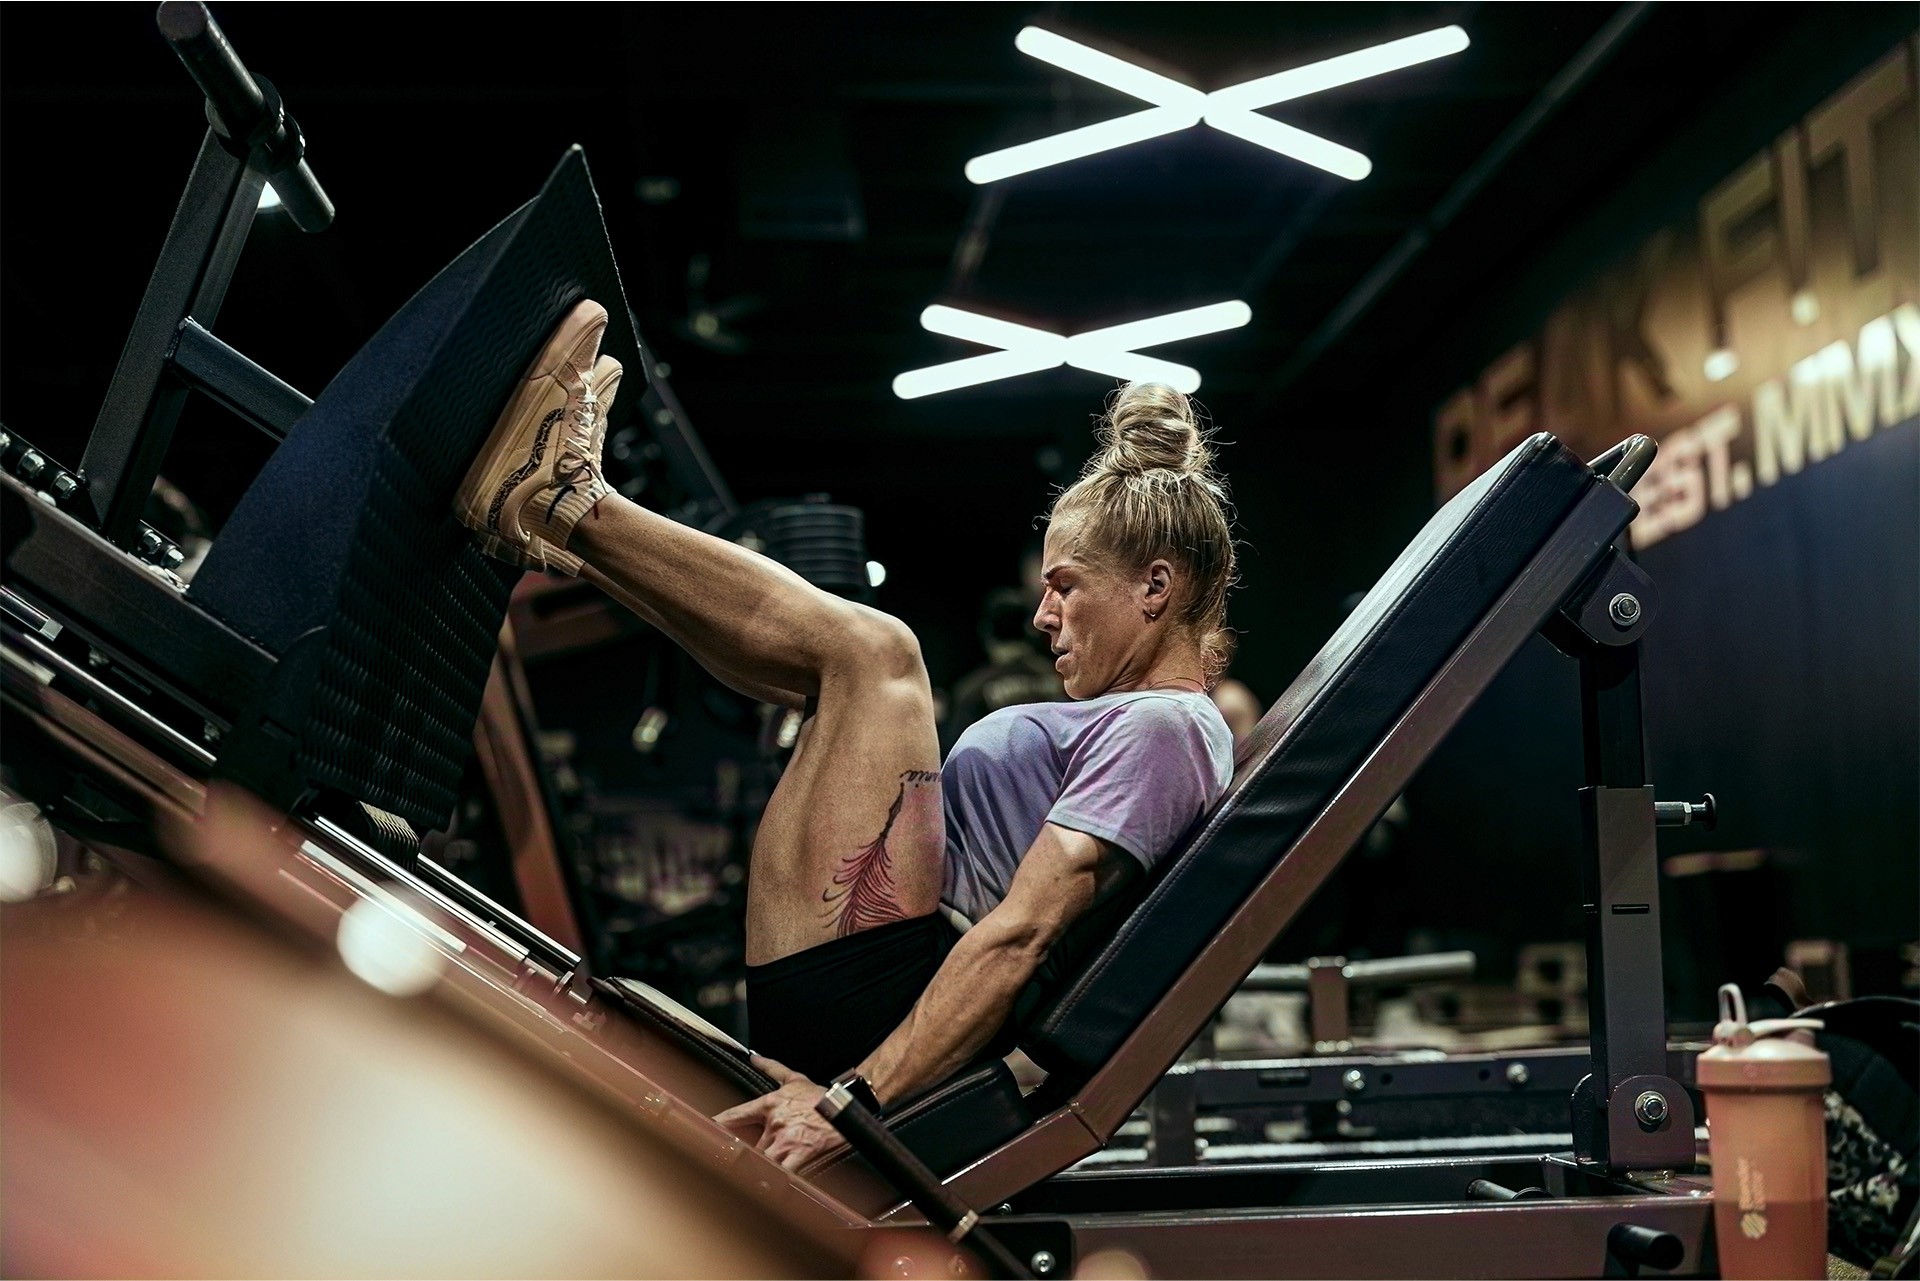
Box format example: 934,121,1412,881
1432,41,1919,550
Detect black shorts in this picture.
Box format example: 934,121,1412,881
744,913,960,1086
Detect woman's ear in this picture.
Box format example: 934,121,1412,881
1143,559,1176,618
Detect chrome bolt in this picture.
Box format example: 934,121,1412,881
1634,1090,1670,1128
1608,592,1642,628
1030,1251,1058,1275
1506,1062,1530,1087
1342,1069,1367,1094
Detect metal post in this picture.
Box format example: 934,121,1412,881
1146,1068,1199,1166
80,130,262,544
1307,956,1353,1050
1574,641,1696,1171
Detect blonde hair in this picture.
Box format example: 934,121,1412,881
1048,382,1238,686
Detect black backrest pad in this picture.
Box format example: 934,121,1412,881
1021,433,1598,1079
188,149,641,831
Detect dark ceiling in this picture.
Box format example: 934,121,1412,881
0,2,1890,689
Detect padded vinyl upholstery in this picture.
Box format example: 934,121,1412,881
187,149,642,832
1020,432,1599,1080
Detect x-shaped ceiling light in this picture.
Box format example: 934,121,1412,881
893,301,1251,399
966,25,1470,184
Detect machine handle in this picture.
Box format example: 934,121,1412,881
157,1,334,232
1589,435,1658,494
819,1085,1032,1279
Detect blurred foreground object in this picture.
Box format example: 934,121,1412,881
0,864,829,1278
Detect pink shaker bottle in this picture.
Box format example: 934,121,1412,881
1698,982,1831,1280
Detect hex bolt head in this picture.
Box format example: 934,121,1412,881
17,450,46,481
1342,1068,1367,1094
1506,1061,1530,1087
1030,1251,1058,1275
1634,1090,1670,1128
1608,592,1642,628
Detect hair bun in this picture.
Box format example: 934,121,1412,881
1096,382,1210,477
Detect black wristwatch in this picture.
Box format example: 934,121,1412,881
831,1072,883,1116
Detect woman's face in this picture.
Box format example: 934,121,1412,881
1033,523,1166,698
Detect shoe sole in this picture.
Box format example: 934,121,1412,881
453,299,609,549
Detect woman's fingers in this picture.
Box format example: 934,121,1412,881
713,1094,772,1132
750,1054,804,1085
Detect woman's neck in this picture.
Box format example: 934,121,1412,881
1110,642,1207,695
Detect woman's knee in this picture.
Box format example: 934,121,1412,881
840,605,927,682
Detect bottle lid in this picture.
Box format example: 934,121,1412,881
1697,984,1831,1089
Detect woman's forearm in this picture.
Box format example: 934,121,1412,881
854,916,1046,1107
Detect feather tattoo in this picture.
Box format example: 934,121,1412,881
821,770,940,937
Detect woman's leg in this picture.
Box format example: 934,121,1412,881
569,496,944,965
457,302,941,968
579,561,806,710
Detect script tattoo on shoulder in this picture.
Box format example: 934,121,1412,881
821,769,940,937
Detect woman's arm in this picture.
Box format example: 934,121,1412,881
857,821,1133,1106
717,822,1135,1169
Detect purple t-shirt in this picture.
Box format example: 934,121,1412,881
940,690,1235,924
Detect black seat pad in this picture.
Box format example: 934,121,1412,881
1020,432,1597,1079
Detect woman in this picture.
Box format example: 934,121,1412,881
456,300,1239,1169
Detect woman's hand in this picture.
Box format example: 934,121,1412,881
713,1056,850,1172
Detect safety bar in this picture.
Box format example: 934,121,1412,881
1241,949,1476,992
158,1,334,232
819,1085,1031,1279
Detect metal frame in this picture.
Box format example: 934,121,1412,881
3,472,273,727
1234,949,1478,1051
77,4,328,547
1138,1043,1704,1167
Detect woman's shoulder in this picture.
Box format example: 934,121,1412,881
1049,688,1230,737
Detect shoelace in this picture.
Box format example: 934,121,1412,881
543,382,601,523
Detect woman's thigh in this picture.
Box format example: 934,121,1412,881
743,657,944,967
